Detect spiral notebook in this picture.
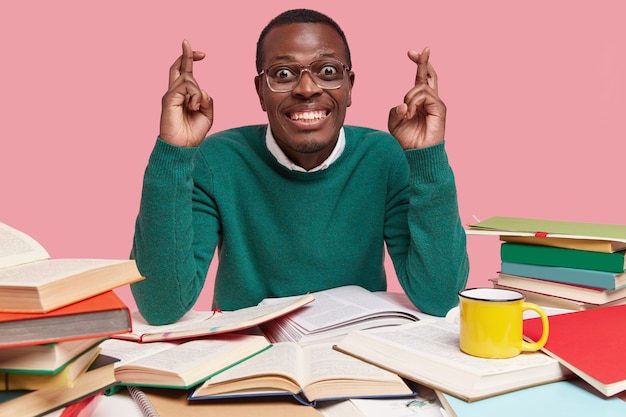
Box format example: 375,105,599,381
126,386,324,416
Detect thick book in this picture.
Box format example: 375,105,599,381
491,282,626,311
100,334,271,389
524,304,626,397
500,242,626,273
501,261,626,290
0,336,105,373
334,319,569,402
500,235,626,253
0,291,132,348
466,216,626,250
0,221,143,313
442,379,626,417
0,345,101,390
0,354,118,417
189,341,414,406
494,274,626,305
115,293,314,343
259,285,421,346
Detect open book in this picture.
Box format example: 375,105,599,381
115,293,314,343
259,285,421,346
335,319,570,402
100,334,271,389
0,221,143,312
189,341,414,406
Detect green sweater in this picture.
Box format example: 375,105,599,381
131,125,469,324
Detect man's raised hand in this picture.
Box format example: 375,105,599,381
388,47,446,149
159,39,214,148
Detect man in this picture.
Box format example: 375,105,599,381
131,9,469,325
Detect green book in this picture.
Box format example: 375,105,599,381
500,243,626,273
467,217,626,253
468,216,626,241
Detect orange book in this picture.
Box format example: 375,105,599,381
0,291,131,348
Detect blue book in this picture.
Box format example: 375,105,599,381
501,262,626,290
443,379,626,417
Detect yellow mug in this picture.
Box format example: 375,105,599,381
458,288,549,359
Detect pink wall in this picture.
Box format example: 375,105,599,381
2,1,624,312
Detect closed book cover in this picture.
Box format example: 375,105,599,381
0,336,105,373
524,304,626,396
0,345,101,390
0,354,118,417
501,243,626,273
467,216,626,243
0,291,131,348
500,262,626,290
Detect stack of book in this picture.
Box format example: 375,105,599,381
466,216,626,311
0,221,143,416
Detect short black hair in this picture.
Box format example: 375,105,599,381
256,9,352,73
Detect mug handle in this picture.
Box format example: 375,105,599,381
521,302,550,351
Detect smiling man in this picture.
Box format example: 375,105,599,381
130,9,469,325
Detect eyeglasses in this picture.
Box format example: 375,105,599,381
259,59,350,93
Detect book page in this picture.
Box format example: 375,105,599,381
198,342,303,386
263,286,418,332
0,258,124,286
352,320,559,376
124,294,313,340
302,343,402,385
0,222,49,269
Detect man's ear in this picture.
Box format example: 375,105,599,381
346,71,355,108
254,75,267,111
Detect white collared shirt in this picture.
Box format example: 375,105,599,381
265,126,345,172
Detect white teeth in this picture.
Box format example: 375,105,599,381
290,111,326,121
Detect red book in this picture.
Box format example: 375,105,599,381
524,304,626,396
0,291,131,348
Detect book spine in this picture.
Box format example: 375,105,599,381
500,243,625,273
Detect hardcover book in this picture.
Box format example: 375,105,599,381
100,334,271,389
335,320,569,402
0,221,143,313
115,293,314,343
466,216,626,246
0,291,132,348
189,342,414,406
524,304,626,397
500,243,626,273
500,262,626,290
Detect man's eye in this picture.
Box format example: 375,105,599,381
274,68,297,80
318,65,339,78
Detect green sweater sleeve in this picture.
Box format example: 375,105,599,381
130,138,217,325
386,142,469,316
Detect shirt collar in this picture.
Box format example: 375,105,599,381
265,126,345,172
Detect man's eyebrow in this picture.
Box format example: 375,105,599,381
269,52,340,63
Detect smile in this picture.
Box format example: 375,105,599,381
289,110,328,121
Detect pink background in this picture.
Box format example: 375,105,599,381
2,1,624,312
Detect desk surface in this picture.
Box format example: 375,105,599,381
44,294,626,417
